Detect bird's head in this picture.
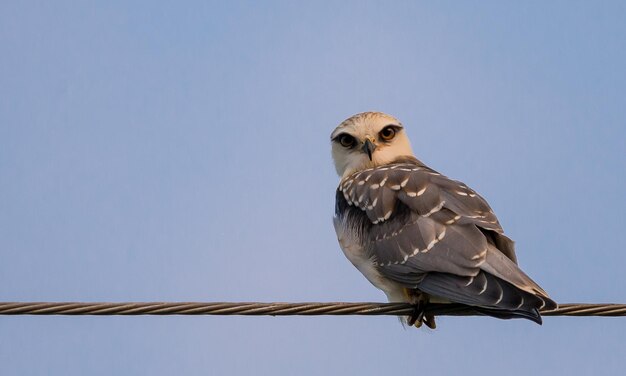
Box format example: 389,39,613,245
331,112,415,177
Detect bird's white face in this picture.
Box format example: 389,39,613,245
331,112,415,178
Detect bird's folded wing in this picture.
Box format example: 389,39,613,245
339,161,555,310
417,271,547,323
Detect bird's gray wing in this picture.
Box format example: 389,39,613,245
339,160,556,313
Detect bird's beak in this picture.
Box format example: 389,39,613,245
361,139,377,161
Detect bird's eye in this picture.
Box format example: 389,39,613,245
379,126,397,141
338,134,356,148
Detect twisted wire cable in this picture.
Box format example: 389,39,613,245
0,302,624,317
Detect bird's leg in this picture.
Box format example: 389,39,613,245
407,300,425,327
404,288,436,329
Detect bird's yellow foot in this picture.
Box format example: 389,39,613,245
404,288,437,329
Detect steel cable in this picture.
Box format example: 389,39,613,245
1,302,625,317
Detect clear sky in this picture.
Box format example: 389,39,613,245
1,1,625,375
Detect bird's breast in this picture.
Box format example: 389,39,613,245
333,215,405,302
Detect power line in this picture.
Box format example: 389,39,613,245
0,302,625,317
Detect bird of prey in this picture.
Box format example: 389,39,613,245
331,112,556,328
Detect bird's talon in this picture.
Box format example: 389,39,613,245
408,302,426,327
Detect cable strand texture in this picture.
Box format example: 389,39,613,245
0,302,624,317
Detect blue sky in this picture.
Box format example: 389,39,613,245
1,1,625,375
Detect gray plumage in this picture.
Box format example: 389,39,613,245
331,112,556,327
334,156,556,324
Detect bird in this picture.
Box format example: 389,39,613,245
331,111,557,328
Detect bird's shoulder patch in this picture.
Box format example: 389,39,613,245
339,163,422,224
339,162,503,234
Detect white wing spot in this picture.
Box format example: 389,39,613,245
494,288,504,304
478,280,488,295
390,184,401,190
445,215,461,224
371,197,378,207
383,210,393,220
469,192,476,197
357,193,366,203
416,186,427,196
437,230,446,241
425,239,437,251
379,177,388,186
455,190,468,196
471,249,487,260
412,247,420,256
423,230,445,253
357,180,365,186
464,277,474,286
406,191,417,197
400,177,409,187
370,183,380,190
423,201,445,217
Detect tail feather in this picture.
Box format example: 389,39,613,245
482,244,551,299
472,306,543,324
417,270,556,324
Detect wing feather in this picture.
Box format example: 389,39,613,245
338,159,557,316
